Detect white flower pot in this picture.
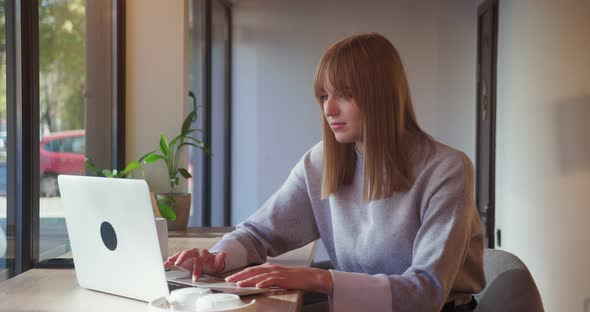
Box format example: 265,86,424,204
155,217,168,260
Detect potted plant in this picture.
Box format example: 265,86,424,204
142,92,209,231
85,157,176,221
84,159,142,179
84,158,170,259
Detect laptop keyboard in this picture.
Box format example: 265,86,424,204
167,281,192,292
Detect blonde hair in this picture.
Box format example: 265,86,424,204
314,33,431,201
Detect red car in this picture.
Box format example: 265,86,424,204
40,130,85,196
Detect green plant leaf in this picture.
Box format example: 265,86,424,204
158,204,177,221
170,177,180,188
179,142,202,149
178,168,192,179
181,111,196,135
169,133,183,147
102,169,114,178
157,196,175,205
184,136,204,146
120,161,141,176
138,149,158,162
84,158,103,176
182,129,202,137
180,142,211,155
184,137,211,154
143,154,165,164
159,134,170,159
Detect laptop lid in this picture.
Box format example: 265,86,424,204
58,175,169,302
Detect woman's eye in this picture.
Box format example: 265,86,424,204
320,95,328,102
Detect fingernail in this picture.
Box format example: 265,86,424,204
193,276,197,282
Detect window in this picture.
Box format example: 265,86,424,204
2,0,125,279
188,0,231,227
70,136,85,154
37,0,124,262
38,0,87,261
42,139,61,153
0,0,7,281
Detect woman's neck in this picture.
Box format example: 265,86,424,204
355,141,365,154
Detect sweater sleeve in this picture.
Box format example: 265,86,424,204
329,152,484,312
210,153,320,272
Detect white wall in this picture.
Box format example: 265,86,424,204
496,1,590,311
126,0,189,193
123,1,590,309
230,0,478,224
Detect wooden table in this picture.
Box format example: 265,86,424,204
0,228,318,312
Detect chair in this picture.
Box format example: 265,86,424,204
303,250,545,312
474,248,544,312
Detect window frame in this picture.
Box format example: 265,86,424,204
190,0,232,227
4,0,126,276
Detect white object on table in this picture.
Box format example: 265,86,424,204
168,288,212,310
155,217,168,260
148,292,256,312
0,227,6,258
195,293,256,311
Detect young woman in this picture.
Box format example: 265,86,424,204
164,33,486,312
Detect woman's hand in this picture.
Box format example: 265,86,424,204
225,262,334,295
164,248,226,282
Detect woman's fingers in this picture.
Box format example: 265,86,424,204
163,249,227,279
174,249,198,270
255,276,286,289
163,251,183,268
174,249,194,266
234,272,274,287
225,264,327,293
212,252,226,272
226,263,278,282
192,256,204,281
225,267,258,282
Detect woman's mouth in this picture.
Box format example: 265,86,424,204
330,122,346,130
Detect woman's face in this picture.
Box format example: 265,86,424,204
320,82,363,150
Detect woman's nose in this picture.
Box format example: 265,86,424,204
323,96,338,117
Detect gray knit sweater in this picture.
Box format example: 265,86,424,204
210,140,486,312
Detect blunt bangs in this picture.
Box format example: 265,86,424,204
313,42,357,103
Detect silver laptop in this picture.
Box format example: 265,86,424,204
58,175,268,302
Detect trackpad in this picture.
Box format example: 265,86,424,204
165,270,272,296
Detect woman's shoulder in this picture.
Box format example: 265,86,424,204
307,141,325,163
291,141,324,177
426,140,473,171
413,138,474,196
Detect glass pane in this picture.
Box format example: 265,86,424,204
187,0,231,226
209,0,230,226
0,0,7,280
38,0,86,261
188,0,205,226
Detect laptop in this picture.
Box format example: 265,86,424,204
58,175,268,302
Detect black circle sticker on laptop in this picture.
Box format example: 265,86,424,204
100,221,118,251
